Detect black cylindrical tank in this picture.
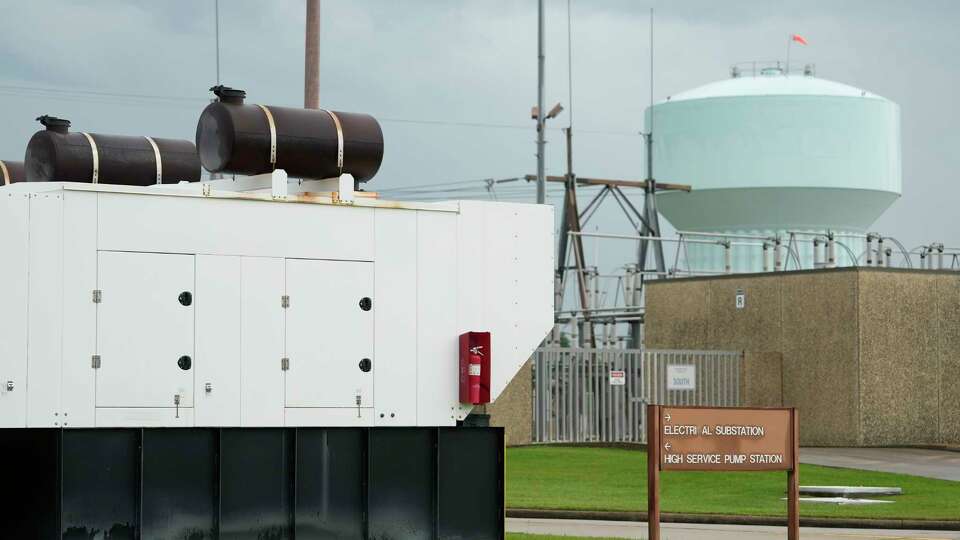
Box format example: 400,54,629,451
196,86,384,182
25,116,201,185
0,160,25,184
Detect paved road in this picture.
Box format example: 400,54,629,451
507,518,960,539
800,448,960,481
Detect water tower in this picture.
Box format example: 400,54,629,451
648,63,901,272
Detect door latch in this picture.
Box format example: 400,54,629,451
205,382,212,394
174,394,181,419
5,381,13,392
355,392,362,418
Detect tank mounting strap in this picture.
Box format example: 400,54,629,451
143,136,163,184
0,160,9,185
80,132,100,184
322,109,345,174
257,104,278,168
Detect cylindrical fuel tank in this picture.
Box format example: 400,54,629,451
196,86,383,182
0,160,25,184
25,116,201,185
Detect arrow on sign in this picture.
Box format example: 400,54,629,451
664,443,672,451
664,413,671,422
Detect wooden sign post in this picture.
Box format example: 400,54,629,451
647,405,799,540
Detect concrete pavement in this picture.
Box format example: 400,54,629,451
800,448,960,481
507,518,960,539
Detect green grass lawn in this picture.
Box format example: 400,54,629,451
506,446,960,520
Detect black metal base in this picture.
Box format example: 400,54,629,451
2,427,504,540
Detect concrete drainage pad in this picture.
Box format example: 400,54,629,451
789,496,895,505
800,486,902,497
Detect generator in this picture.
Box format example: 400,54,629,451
0,103,553,538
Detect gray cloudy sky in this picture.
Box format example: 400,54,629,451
1,0,957,274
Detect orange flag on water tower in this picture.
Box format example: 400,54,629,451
792,34,808,45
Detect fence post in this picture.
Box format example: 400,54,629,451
647,403,661,540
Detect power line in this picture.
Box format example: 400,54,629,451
381,176,651,197
0,83,641,136
380,177,653,205
378,177,520,192
377,117,529,130
377,116,634,136
0,90,203,111
379,176,602,196
0,84,206,104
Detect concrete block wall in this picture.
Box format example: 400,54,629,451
781,271,861,446
857,271,958,445
858,271,936,445
483,360,532,446
937,275,960,444
739,351,783,408
645,267,960,447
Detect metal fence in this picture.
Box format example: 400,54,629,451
532,348,742,444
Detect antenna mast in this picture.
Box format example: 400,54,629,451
633,7,666,348
535,0,546,204
214,0,221,85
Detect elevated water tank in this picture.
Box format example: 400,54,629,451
648,64,901,271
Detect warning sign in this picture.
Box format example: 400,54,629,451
609,370,626,386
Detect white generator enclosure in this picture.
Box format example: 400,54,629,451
0,182,554,429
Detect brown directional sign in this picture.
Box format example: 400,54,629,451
647,405,799,540
659,407,793,471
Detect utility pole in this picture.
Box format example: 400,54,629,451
637,132,664,279
210,0,224,181
632,8,665,348
535,0,546,204
305,0,321,109
531,171,690,349
556,127,594,348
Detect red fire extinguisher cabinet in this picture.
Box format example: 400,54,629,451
459,331,491,405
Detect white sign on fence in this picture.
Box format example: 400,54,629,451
533,348,743,444
667,365,696,390
735,288,746,309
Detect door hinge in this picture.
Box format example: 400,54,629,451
281,295,290,309
92,289,102,303
281,357,290,371
91,355,101,369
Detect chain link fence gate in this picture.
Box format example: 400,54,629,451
532,348,743,444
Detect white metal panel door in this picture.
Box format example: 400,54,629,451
60,192,99,427
0,194,29,427
416,211,459,425
96,251,195,408
27,194,64,426
285,259,374,408
240,257,285,426
195,255,241,426
372,209,417,425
